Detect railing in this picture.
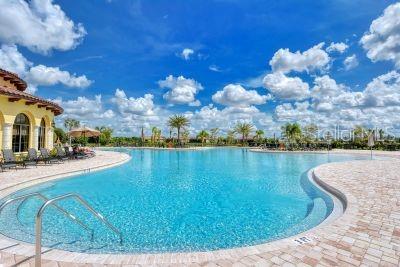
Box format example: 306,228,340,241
0,192,122,267
35,193,123,267
0,192,94,239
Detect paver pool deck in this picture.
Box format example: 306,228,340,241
0,149,399,266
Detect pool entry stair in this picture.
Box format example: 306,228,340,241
0,193,123,267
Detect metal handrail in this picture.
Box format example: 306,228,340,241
35,193,122,267
0,192,94,239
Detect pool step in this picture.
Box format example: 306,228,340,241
279,198,327,240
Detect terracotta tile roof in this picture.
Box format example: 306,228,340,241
0,85,63,115
0,68,27,91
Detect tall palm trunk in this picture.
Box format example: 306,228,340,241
177,127,181,145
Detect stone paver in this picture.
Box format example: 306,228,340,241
0,149,399,266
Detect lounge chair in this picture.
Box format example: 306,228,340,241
39,148,59,164
82,148,95,158
72,146,89,159
55,147,69,162
0,149,18,171
64,147,75,159
23,148,39,167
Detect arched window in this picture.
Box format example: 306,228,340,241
12,113,30,153
38,118,46,149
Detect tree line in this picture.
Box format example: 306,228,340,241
53,116,400,150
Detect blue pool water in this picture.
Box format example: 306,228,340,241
0,148,365,253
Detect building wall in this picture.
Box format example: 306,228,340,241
0,110,3,151
0,95,55,151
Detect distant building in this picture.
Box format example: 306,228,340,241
0,69,63,153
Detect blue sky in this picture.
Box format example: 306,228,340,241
1,0,400,136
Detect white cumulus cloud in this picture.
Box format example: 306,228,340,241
180,48,194,60
275,101,313,122
270,71,400,131
0,44,92,93
326,42,348,54
52,95,114,121
189,104,275,133
311,75,359,111
269,43,330,73
159,75,203,106
263,72,310,100
360,2,400,68
0,0,86,54
343,54,359,70
212,84,270,107
27,65,92,88
108,89,172,136
362,71,400,107
112,89,156,116
0,44,32,74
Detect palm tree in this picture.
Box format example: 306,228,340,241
95,126,113,145
141,126,145,144
64,118,80,131
254,129,264,145
378,129,385,140
303,124,318,141
168,115,190,145
234,122,254,145
353,125,365,141
325,131,333,142
151,126,160,145
156,128,162,143
281,123,302,143
182,130,190,145
226,130,235,145
64,118,80,145
197,130,209,146
210,128,219,144
255,129,264,139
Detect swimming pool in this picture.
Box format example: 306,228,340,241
0,148,365,254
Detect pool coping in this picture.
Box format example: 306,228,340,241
0,149,399,266
0,152,131,196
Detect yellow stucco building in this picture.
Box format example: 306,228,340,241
0,68,63,153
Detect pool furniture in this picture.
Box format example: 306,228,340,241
2,149,24,168
55,147,69,162
23,148,39,167
63,147,75,159
72,146,94,159
0,149,18,171
71,147,86,159
39,148,59,164
84,149,96,158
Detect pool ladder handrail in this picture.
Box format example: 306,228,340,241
0,192,123,267
35,193,123,267
0,192,94,240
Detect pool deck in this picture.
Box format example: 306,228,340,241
0,149,399,266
